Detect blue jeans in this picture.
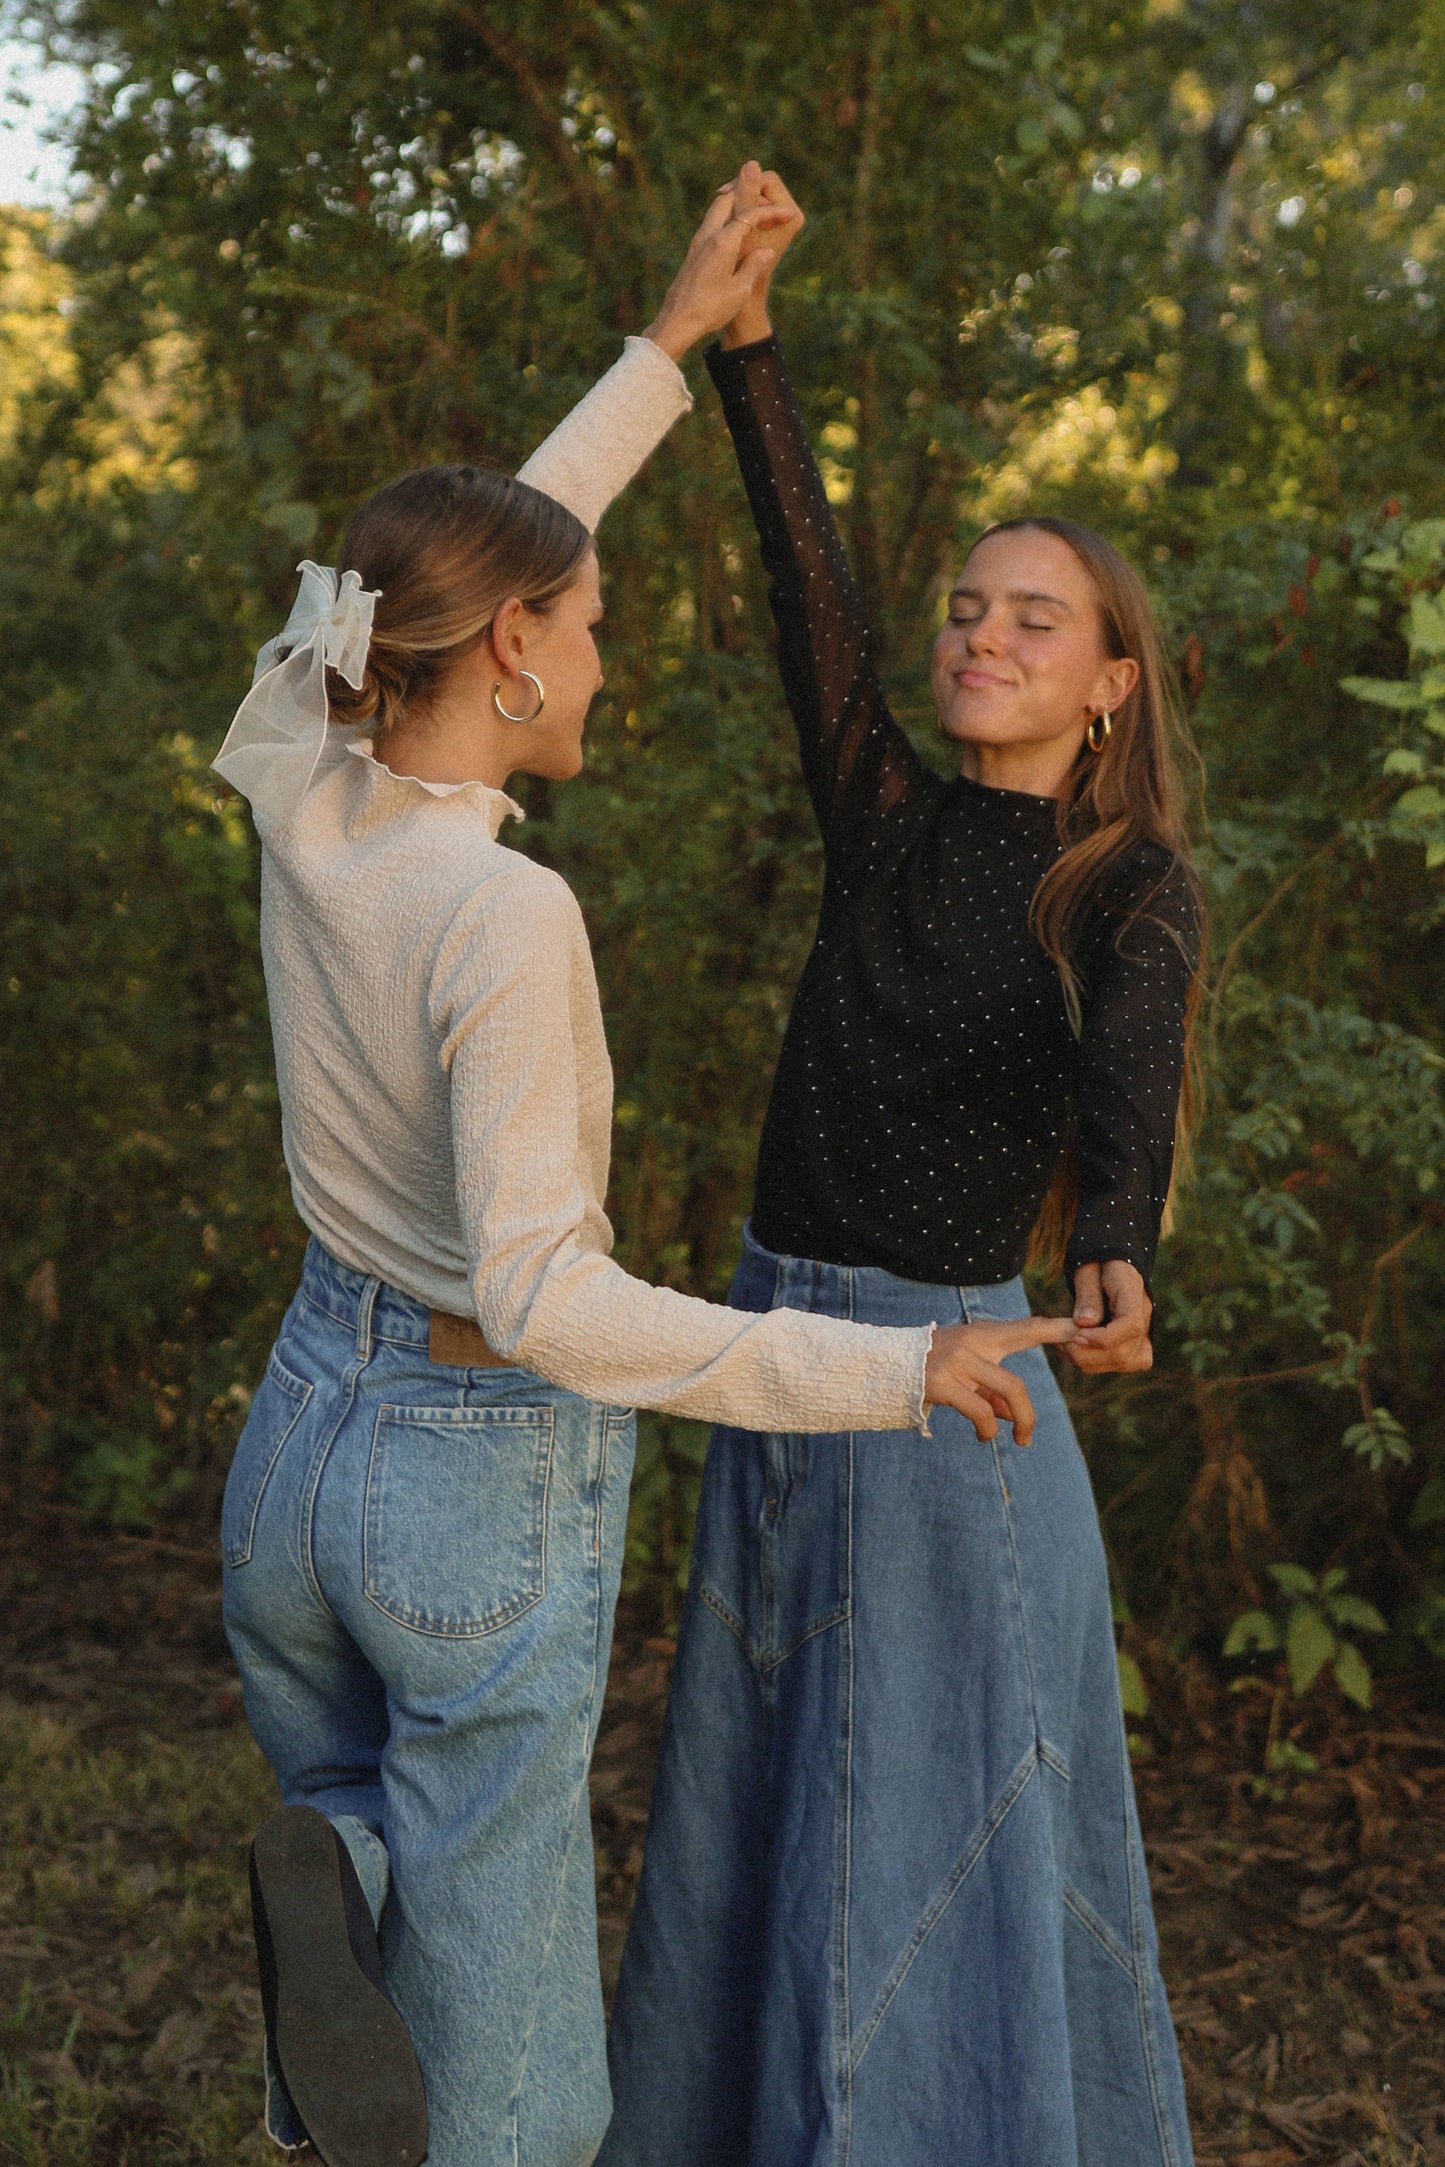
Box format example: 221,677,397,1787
601,1227,1193,2167
222,1240,636,2167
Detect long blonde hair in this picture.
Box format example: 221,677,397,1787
976,516,1206,1273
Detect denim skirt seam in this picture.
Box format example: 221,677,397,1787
1125,1754,1181,2167
846,1739,1039,2081
1062,1880,1136,1980
697,1582,755,1662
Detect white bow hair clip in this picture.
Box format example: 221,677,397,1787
212,560,380,828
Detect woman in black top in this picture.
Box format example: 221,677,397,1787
600,171,1201,2167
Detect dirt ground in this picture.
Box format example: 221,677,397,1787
1,1497,1442,2166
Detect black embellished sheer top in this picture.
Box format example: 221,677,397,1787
706,335,1199,1289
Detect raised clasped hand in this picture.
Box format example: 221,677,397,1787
923,1312,1077,1445
716,161,805,347
642,161,799,364
1064,1260,1154,1374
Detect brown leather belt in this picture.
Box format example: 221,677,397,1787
427,1309,508,1368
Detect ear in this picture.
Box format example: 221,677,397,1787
1090,654,1139,717
486,596,528,674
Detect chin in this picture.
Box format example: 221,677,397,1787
939,706,1027,747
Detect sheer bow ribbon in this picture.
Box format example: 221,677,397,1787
211,561,380,826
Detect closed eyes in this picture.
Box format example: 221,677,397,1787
949,610,1059,633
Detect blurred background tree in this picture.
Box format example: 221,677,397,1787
2,0,1442,1712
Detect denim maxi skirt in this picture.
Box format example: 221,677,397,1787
600,1227,1193,2167
222,1239,636,2167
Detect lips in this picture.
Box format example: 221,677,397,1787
954,668,1013,690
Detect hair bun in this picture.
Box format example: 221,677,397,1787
325,650,403,734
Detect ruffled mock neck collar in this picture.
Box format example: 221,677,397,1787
346,738,524,838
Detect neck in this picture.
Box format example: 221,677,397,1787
377,700,514,792
957,733,1082,799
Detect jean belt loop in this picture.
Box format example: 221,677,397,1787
355,1276,380,1362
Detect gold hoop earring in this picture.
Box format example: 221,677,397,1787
1086,710,1112,754
492,670,545,724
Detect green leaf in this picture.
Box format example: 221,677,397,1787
1404,1592,1445,1660
1383,748,1427,777
1116,1648,1150,1717
1332,1642,1373,1708
1223,1609,1282,1656
1325,1593,1387,1634
962,44,1008,70
1409,1475,1445,1528
1268,1562,1317,1597
1319,1566,1349,1594
1407,591,1445,657
1342,1409,1412,1470
1015,116,1049,156
1340,675,1428,710
1285,1604,1336,1697
1394,784,1445,821
1265,1738,1320,1776
1402,518,1445,562
1423,706,1445,739
1359,548,1401,572
1427,839,1445,870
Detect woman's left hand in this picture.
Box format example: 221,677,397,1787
1063,1260,1153,1374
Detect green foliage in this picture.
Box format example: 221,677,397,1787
1225,1564,1387,1705
0,4,1442,1684
1342,519,1445,872
1116,1648,1151,1719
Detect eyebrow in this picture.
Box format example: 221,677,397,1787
949,584,1076,613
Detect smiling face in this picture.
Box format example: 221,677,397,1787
931,525,1139,794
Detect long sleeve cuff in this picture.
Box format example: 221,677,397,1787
515,336,693,534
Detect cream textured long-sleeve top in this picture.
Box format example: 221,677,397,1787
253,335,933,1430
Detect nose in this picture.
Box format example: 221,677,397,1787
964,605,1003,655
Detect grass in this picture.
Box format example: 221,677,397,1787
0,1698,279,2165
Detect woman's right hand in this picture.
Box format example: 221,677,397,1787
719,163,806,348
923,1315,1076,1444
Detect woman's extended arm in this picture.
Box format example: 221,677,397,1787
705,335,929,861
1064,851,1201,1372
515,337,694,534
515,177,794,533
439,861,1073,1434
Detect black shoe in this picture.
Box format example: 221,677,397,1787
249,1804,428,2167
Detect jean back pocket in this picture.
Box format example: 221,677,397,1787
363,1403,554,1637
222,1349,314,1568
